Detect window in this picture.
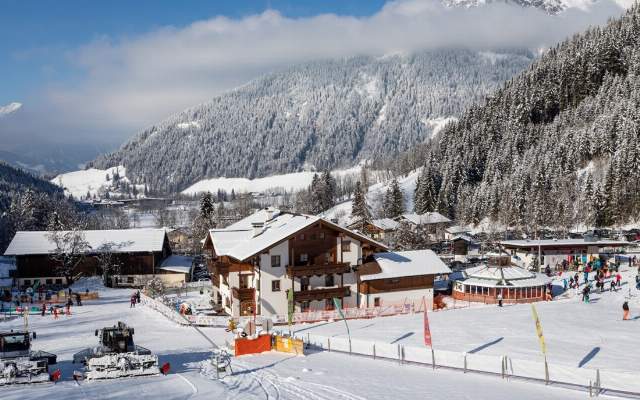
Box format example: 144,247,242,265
301,301,310,312
24,279,31,286
325,274,334,287
45,279,53,285
127,276,134,284
55,278,63,285
300,253,308,262
342,240,352,252
271,255,281,268
319,232,325,239
299,234,305,240
271,280,281,292
374,297,381,307
387,278,400,284
310,233,317,240
300,277,309,291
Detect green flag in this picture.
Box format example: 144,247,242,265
332,297,351,342
287,288,294,326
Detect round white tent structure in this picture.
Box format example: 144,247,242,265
452,255,553,304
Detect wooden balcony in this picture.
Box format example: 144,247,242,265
286,263,351,278
207,260,229,275
232,287,255,302
290,286,350,302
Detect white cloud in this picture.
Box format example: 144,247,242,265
3,0,631,148
0,102,22,117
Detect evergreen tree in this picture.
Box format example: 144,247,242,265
350,181,372,232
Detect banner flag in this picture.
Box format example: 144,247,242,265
422,297,432,348
287,289,294,327
531,304,547,355
332,297,351,341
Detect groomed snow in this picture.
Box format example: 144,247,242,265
0,280,596,400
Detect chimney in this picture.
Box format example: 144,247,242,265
252,222,265,237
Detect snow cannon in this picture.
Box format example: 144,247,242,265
0,330,56,385
72,321,159,380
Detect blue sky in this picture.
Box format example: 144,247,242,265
0,0,385,105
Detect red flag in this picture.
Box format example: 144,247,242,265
50,369,61,382
423,297,432,348
160,362,171,375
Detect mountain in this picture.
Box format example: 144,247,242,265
89,49,533,193
393,4,640,230
443,0,570,14
0,161,63,215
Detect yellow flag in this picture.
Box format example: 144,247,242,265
531,304,547,355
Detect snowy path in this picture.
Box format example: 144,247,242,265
0,285,612,399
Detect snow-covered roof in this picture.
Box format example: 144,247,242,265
397,212,451,225
4,229,168,256
159,255,194,274
446,225,471,234
361,250,451,281
500,239,630,248
451,234,475,243
455,264,552,288
208,209,387,262
371,218,400,231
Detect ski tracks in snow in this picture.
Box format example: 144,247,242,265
229,359,365,400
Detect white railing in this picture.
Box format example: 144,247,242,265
268,303,413,325
140,292,231,327
295,332,640,397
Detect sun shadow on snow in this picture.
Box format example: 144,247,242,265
390,332,414,344
468,337,504,354
578,347,600,368
158,351,213,373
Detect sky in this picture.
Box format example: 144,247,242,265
0,0,631,168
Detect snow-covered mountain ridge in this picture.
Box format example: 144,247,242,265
88,49,533,194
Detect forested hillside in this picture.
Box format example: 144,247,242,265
399,4,640,232
90,49,533,193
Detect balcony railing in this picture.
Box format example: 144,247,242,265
290,286,350,302
207,260,229,275
232,287,255,302
286,263,351,278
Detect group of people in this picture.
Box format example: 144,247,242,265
130,290,141,307
39,289,84,319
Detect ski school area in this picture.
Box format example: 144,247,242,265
1,263,640,400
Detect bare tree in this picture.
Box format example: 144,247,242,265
48,230,91,285
95,242,124,286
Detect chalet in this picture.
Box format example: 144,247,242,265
444,225,472,240
358,250,451,309
347,218,399,241
500,238,631,270
203,208,388,317
394,212,451,241
3,228,187,288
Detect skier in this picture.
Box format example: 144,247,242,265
75,292,82,306
66,298,73,315
41,303,46,317
563,278,568,291
582,285,591,303
136,290,141,303
615,273,622,288
636,274,640,290
130,294,136,308
497,292,503,307
610,280,616,292
53,307,59,319
623,301,630,320
569,276,575,289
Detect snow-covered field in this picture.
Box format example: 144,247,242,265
0,280,611,399
51,165,136,199
292,267,640,374
182,167,363,196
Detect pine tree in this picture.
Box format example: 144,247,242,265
200,192,215,221
351,181,371,232
384,178,404,218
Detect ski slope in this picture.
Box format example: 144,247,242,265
0,280,599,399
51,165,132,199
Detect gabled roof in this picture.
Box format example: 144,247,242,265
208,209,387,262
396,212,451,225
4,229,168,256
361,250,451,281
446,225,471,234
371,218,400,231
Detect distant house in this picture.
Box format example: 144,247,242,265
203,208,388,317
166,227,192,253
500,238,631,270
445,225,472,240
3,228,188,288
347,218,399,241
358,249,451,309
394,212,452,241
